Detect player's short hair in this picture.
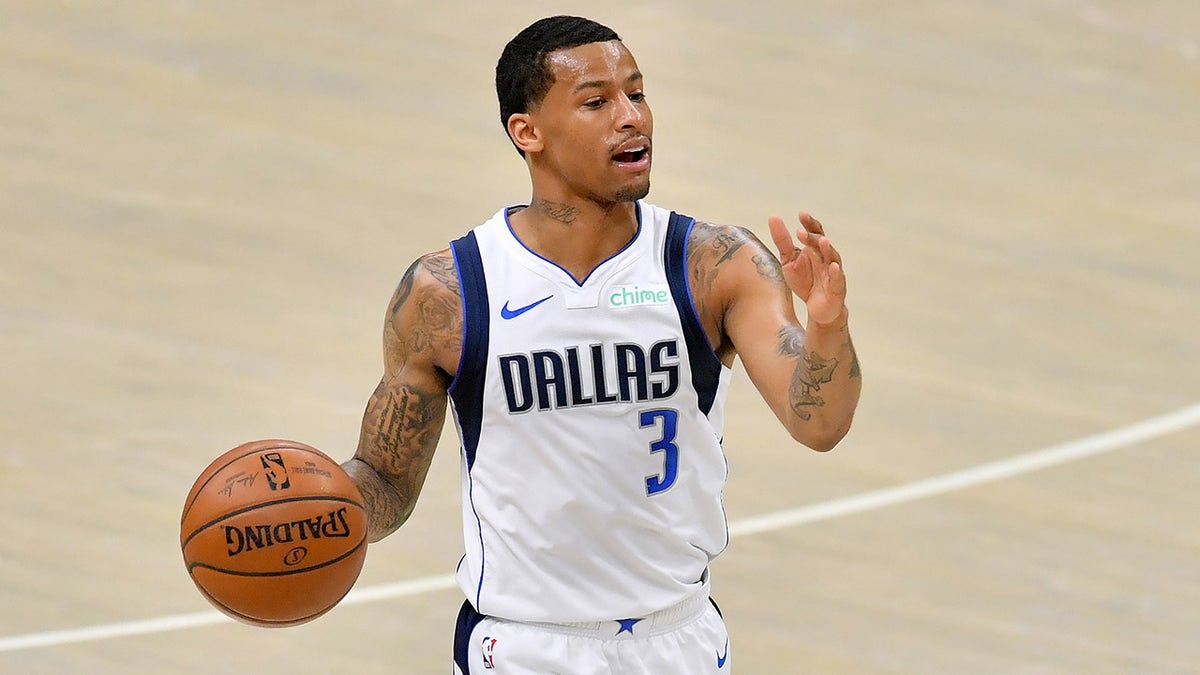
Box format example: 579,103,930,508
496,16,621,155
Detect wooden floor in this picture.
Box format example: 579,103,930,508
2,1,1198,672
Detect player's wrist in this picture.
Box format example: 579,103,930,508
809,306,849,330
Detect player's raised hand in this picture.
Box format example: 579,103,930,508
767,212,847,326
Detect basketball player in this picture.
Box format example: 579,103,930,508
341,16,861,674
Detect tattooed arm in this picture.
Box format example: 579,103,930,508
689,215,861,452
341,250,463,542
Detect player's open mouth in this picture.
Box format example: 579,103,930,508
612,143,650,170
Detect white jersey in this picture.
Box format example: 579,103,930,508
447,201,732,623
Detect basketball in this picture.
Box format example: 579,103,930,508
180,439,368,627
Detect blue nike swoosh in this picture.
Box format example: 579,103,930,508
500,295,553,319
716,639,729,668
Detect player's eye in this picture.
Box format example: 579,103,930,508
628,91,645,103
583,98,605,109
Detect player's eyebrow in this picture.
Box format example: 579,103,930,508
573,71,644,93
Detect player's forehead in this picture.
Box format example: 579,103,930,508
545,40,642,94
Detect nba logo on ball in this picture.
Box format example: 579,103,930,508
261,452,291,491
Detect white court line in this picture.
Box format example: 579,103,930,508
2,401,1198,654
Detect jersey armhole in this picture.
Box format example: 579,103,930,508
664,212,724,415
448,231,489,467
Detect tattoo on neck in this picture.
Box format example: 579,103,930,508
535,199,578,225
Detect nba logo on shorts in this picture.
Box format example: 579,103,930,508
261,452,291,491
481,636,497,669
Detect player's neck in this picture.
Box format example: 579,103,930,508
509,197,639,282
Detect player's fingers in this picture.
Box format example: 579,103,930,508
818,236,843,267
800,241,824,270
768,215,799,261
828,261,848,297
795,227,826,262
799,211,825,236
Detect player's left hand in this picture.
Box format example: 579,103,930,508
767,212,847,326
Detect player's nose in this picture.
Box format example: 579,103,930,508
614,93,647,131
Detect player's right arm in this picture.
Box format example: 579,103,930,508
342,250,463,542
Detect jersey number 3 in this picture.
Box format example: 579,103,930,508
641,409,679,495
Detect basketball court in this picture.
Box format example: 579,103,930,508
2,1,1198,672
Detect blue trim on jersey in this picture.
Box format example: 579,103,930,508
664,212,723,415
448,231,489,469
453,600,487,673
503,202,644,287
449,232,491,612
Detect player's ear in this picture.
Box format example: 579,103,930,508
507,113,543,154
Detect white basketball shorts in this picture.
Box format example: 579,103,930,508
451,593,731,674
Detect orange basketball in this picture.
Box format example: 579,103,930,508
180,439,368,627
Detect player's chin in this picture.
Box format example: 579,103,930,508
608,167,651,202
612,178,651,203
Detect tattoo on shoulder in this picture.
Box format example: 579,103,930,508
390,259,422,316
392,252,459,313
687,222,753,299
687,221,786,287
688,221,754,267
419,252,461,294
386,251,463,368
753,253,784,282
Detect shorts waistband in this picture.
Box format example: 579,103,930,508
526,587,713,639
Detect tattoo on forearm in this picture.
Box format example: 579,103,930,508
778,326,839,421
789,352,838,421
847,336,862,379
372,385,441,458
358,381,446,536
778,325,805,357
348,466,389,538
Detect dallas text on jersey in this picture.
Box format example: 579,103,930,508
499,338,681,414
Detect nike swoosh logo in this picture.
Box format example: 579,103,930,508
500,295,553,320
716,639,729,668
